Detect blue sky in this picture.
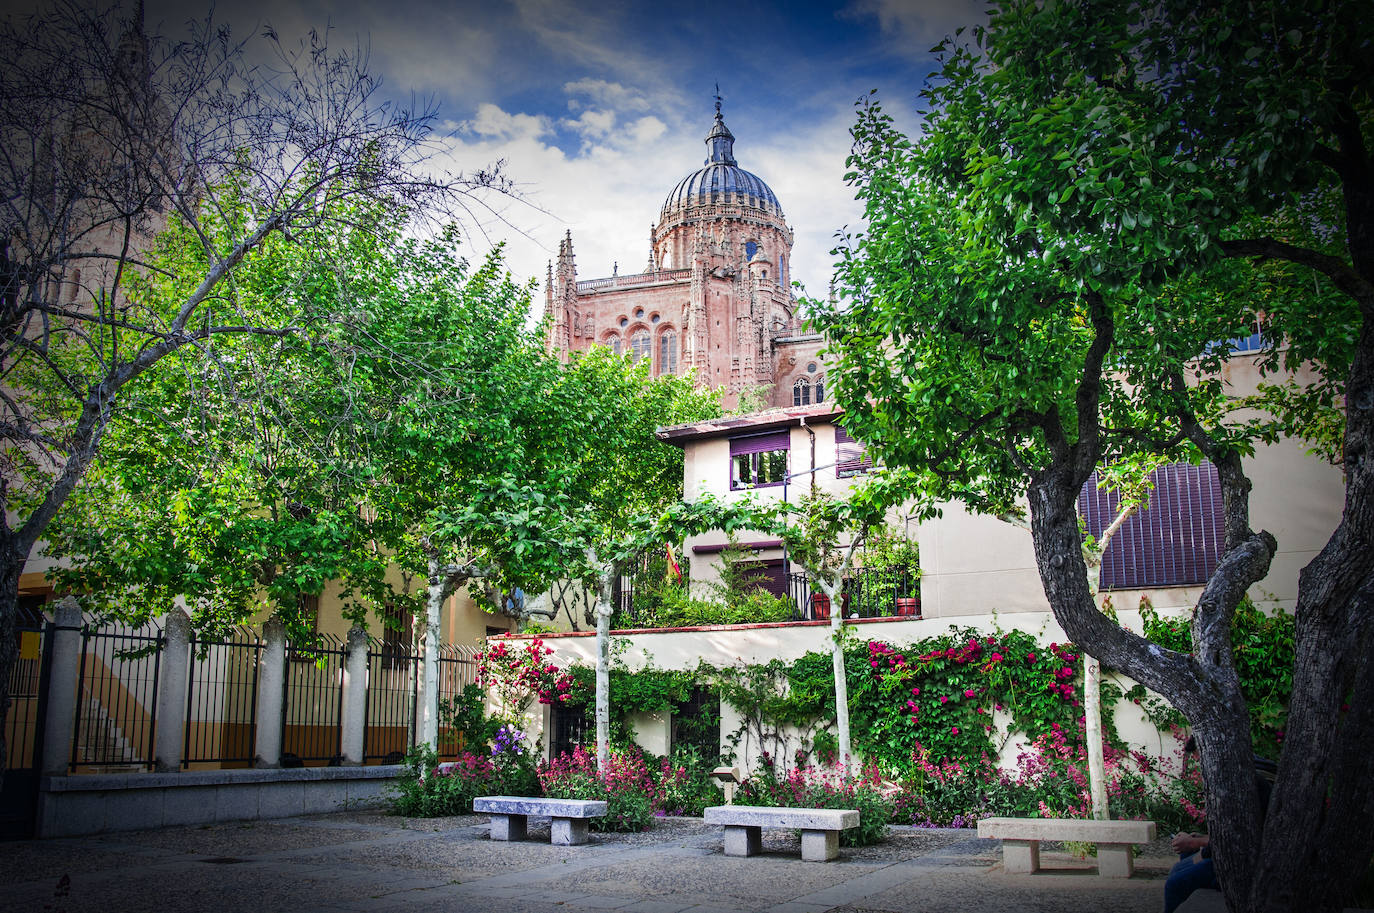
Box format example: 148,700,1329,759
139,0,991,297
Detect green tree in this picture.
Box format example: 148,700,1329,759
0,2,503,779
817,3,1371,910
44,196,406,643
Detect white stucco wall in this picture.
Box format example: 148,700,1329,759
514,608,1183,774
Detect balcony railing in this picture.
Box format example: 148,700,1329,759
788,566,921,622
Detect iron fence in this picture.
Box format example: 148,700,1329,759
364,637,418,764
71,620,163,772
788,565,921,621
281,633,346,765
183,627,260,767
435,643,480,760
5,608,47,772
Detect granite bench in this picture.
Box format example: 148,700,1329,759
703,805,860,862
976,816,1157,877
473,796,608,846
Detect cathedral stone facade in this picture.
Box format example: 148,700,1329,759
544,103,827,410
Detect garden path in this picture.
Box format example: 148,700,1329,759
0,811,1179,913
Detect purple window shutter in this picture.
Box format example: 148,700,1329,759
730,430,790,456
835,425,873,476
1078,462,1225,590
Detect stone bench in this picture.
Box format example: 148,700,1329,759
704,805,859,862
976,816,1157,877
473,796,608,846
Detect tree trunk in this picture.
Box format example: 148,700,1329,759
1246,314,1374,913
1026,460,1271,911
420,556,449,749
592,561,615,773
1083,653,1108,820
818,578,852,777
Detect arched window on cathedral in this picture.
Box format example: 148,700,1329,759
745,240,758,260
815,375,825,403
658,330,678,375
793,377,811,406
610,336,622,356
630,330,651,363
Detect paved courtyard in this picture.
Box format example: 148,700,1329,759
1,811,1179,913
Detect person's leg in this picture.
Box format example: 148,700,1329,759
1164,853,1217,913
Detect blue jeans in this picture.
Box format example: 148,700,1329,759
1164,851,1217,913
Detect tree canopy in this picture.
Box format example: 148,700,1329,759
816,2,1372,911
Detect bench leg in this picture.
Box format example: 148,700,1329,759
1002,839,1041,874
800,829,840,862
1096,843,1134,878
723,825,762,857
489,813,528,841
551,816,589,846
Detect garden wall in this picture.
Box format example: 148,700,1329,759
514,609,1177,775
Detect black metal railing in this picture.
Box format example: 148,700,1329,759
435,644,480,760
183,627,260,767
788,565,921,621
364,637,418,764
5,613,47,772
281,633,346,765
72,620,163,771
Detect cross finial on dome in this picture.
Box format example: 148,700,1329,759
704,87,736,166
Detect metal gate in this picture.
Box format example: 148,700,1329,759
1,604,51,839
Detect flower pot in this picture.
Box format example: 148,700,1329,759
810,593,830,620
895,597,919,617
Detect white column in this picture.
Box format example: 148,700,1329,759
340,625,368,766
254,618,286,768
40,597,83,777
154,609,192,772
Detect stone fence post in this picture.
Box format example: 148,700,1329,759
254,618,286,768
40,597,83,777
154,609,192,772
340,625,368,766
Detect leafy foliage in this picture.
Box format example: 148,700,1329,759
539,746,658,832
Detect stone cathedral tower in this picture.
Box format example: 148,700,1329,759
544,100,827,411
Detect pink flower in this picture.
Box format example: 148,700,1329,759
990,652,1003,662
963,688,976,698
951,726,960,735
939,695,949,704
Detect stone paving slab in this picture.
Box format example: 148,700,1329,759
0,810,1186,913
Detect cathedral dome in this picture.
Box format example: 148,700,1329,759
661,107,783,219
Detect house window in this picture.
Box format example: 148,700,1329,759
659,331,678,375
630,330,651,363
835,425,873,477
793,377,811,406
672,686,720,759
381,601,412,670
550,701,591,760
1078,462,1225,590
730,431,789,490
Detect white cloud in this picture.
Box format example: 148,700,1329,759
460,104,554,142
842,0,990,51
562,78,653,114
427,95,864,310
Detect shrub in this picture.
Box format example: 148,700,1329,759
738,761,895,846
540,746,657,831
390,745,495,817
655,745,723,816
